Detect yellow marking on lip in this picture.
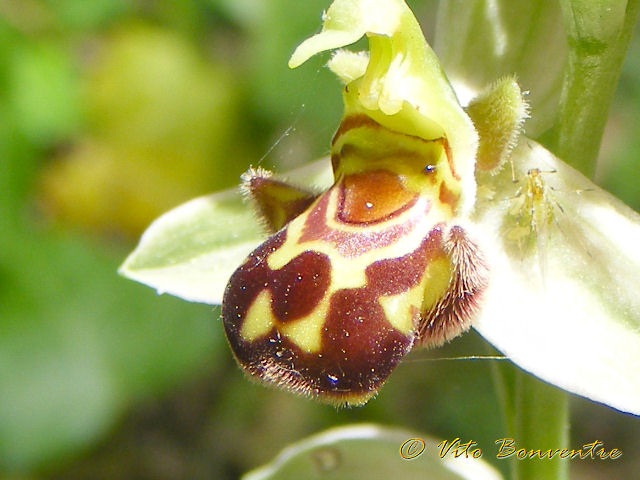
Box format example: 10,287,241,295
267,192,446,270
378,255,451,335
420,257,453,312
239,288,329,353
378,284,423,335
329,264,367,290
279,301,329,353
240,290,276,341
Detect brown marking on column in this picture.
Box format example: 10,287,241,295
339,170,417,224
438,182,461,212
331,152,340,172
331,114,382,145
333,114,445,153
441,137,460,180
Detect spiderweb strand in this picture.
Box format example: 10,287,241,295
402,355,509,363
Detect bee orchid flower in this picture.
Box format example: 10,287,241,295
121,0,640,414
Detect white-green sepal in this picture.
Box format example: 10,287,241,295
473,139,640,415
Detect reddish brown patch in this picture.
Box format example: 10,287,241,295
222,229,331,330
320,288,412,393
299,187,426,258
223,230,286,328
223,228,333,399
244,176,317,232
339,170,416,224
222,219,451,404
365,227,445,296
270,251,331,322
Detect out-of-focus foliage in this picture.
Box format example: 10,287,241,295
0,0,639,479
600,28,640,212
0,0,343,475
40,25,245,236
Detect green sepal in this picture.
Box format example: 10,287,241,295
472,138,640,415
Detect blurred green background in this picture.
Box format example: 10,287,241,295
0,0,638,478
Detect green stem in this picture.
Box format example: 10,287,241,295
544,0,640,177
513,371,569,480
491,359,569,480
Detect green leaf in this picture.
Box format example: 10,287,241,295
119,159,333,304
243,424,503,480
472,138,640,415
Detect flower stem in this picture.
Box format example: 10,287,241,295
544,0,640,177
491,358,569,480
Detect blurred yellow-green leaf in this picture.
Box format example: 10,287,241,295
38,24,249,236
5,40,81,144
